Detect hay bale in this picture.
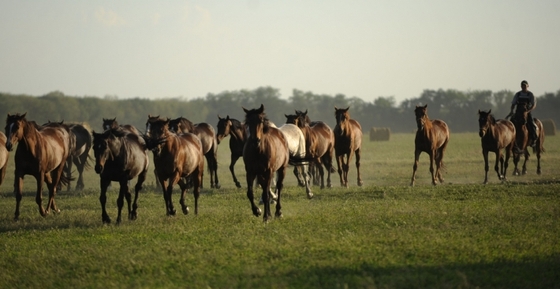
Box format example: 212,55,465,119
541,119,556,136
369,127,391,141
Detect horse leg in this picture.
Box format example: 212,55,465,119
294,166,305,187
192,168,203,215
230,155,242,188
246,172,261,217
13,175,24,221
99,178,111,223
343,153,352,188
429,151,437,185
116,179,129,224
275,167,287,219
259,173,273,222
303,163,313,199
336,154,344,187
178,178,190,215
503,145,512,181
64,158,72,191
76,157,86,191
355,148,363,186
322,154,333,188
34,174,47,217
493,150,502,181
482,150,489,184
211,155,220,189
131,171,146,220
410,150,421,186
522,151,529,175
436,147,446,184
536,144,542,175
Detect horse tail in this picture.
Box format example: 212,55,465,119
59,170,74,187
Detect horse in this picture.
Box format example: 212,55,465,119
102,117,143,136
242,104,290,222
333,106,363,188
0,132,8,187
44,121,92,191
92,128,149,224
510,101,545,175
410,104,449,186
143,118,204,216
5,113,72,221
167,117,220,189
478,110,516,184
285,110,335,189
216,115,246,188
277,123,312,198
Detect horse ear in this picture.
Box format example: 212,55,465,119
217,114,222,120
304,109,308,115
488,109,491,114
334,106,338,110
285,114,289,119
22,112,27,118
258,104,264,113
423,104,427,109
226,115,230,120
242,107,249,114
345,107,350,111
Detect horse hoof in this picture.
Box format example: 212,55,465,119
253,208,262,217
275,212,283,218
130,212,138,221
182,207,189,215
102,218,111,224
167,209,177,216
235,182,242,188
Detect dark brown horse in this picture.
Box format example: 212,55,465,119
144,118,204,216
167,117,220,189
216,115,246,188
410,104,449,186
5,113,72,220
102,117,142,136
243,104,290,222
44,121,92,191
510,101,545,175
333,106,363,188
0,132,8,187
92,128,149,224
478,110,516,184
285,110,335,189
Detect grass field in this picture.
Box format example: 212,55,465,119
0,132,558,288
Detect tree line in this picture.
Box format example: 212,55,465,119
1,87,558,134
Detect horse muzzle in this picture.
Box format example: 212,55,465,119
479,129,485,138
5,142,13,152
95,164,103,174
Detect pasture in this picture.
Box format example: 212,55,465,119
0,132,558,288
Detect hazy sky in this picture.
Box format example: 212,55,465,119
1,0,558,104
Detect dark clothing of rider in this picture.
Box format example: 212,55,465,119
510,80,537,141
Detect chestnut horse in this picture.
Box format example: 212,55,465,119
144,118,204,216
478,110,516,184
0,132,8,187
168,117,220,189
410,104,449,186
243,104,290,222
92,128,149,224
45,121,92,191
5,113,71,221
285,110,335,189
216,115,246,188
333,106,363,188
510,101,545,175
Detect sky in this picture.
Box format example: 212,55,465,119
1,0,559,104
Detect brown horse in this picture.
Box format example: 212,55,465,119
0,132,8,187
510,101,545,175
333,106,363,188
92,128,149,224
45,121,92,191
285,110,335,189
243,104,290,222
102,117,142,136
167,117,220,189
478,110,516,184
143,118,204,216
216,115,247,188
410,104,449,186
5,113,71,221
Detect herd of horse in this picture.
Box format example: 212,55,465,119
1,100,545,222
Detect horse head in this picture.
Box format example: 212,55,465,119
414,105,429,131
478,109,493,137
92,130,114,174
512,101,529,126
284,113,300,127
143,118,170,155
145,115,161,137
334,106,350,133
216,115,232,144
102,118,119,132
5,112,27,151
243,104,268,145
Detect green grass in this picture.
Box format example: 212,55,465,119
0,133,559,288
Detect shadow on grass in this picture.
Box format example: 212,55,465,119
234,254,560,289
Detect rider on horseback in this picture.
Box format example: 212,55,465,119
508,80,537,146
